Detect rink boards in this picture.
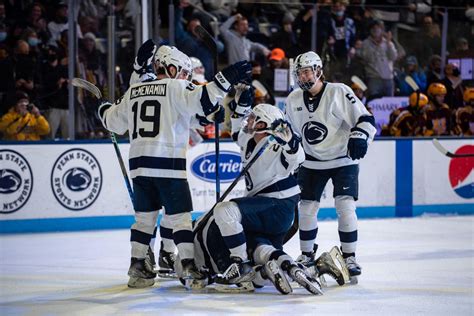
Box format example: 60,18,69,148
0,138,472,233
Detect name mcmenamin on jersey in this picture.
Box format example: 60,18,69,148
130,84,167,99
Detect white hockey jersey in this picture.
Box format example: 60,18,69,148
102,78,226,179
286,82,376,170
232,119,305,199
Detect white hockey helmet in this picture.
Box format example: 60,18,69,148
293,51,323,91
160,48,193,80
190,56,203,71
243,103,285,134
190,56,206,83
154,45,176,65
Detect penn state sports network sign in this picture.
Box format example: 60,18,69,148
191,151,242,183
0,150,33,214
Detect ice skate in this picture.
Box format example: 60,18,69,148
127,257,156,288
344,255,361,284
260,260,292,295
216,257,255,284
282,261,323,295
158,248,177,278
296,244,318,265
145,246,156,272
315,252,345,286
181,258,205,280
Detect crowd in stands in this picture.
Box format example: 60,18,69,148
0,0,473,141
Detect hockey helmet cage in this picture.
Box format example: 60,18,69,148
293,51,323,91
243,103,285,134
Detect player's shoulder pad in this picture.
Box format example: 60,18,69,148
286,88,304,107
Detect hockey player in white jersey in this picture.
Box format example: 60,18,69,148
128,41,189,278
285,51,376,280
209,100,305,284
184,211,334,295
98,43,252,288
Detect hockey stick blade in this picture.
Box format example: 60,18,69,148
432,139,474,158
194,25,218,56
404,76,419,92
71,78,102,100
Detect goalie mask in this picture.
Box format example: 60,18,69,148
293,51,323,91
242,103,285,135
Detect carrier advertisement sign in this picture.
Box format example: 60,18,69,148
413,140,474,205
186,140,396,212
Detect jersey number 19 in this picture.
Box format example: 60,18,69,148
131,100,161,139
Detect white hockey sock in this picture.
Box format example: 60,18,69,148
160,211,177,253
335,195,358,254
214,201,247,260
167,212,194,260
131,210,159,259
299,200,320,253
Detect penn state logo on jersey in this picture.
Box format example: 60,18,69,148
51,148,102,211
0,150,33,214
302,121,328,145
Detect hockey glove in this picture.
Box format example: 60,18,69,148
347,128,368,160
214,60,252,92
200,105,225,125
270,119,301,153
133,39,157,74
234,85,253,116
196,114,212,126
98,102,113,126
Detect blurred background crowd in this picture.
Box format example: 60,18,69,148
0,0,473,141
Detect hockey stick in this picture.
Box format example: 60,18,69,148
289,58,295,91
405,76,420,92
194,138,273,234
194,24,221,202
282,204,299,244
71,78,135,203
432,138,474,158
404,76,422,107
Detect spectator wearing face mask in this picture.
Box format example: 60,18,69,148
328,0,356,67
25,2,49,46
442,63,465,110
358,19,398,97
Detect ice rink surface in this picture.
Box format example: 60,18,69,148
1,215,473,316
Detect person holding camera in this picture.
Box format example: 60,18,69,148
0,91,50,141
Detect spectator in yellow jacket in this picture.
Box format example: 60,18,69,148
0,91,50,141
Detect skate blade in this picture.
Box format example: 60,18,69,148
293,271,323,295
328,246,351,284
215,282,255,293
350,276,358,284
266,261,292,295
